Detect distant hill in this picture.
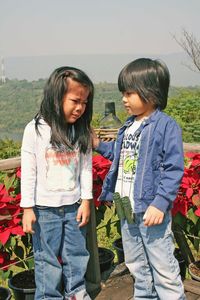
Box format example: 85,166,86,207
0,80,122,141
0,79,200,143
3,53,200,87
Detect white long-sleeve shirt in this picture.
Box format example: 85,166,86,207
20,119,93,208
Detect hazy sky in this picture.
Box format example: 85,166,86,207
0,0,200,57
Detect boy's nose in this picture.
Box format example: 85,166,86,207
122,96,127,103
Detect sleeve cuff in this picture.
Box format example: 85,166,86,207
95,141,105,154
150,195,170,213
20,199,35,208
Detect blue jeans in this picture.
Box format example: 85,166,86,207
121,212,186,300
32,203,91,300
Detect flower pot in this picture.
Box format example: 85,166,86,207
0,287,11,300
174,248,186,279
8,269,35,300
189,261,200,281
98,247,115,272
112,237,124,264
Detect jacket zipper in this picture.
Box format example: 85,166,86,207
139,123,152,198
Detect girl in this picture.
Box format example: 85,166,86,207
20,66,94,300
93,58,186,299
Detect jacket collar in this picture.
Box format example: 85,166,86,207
123,109,161,128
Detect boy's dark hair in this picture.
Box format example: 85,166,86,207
35,66,94,153
118,58,170,110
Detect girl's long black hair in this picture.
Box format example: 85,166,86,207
35,66,94,153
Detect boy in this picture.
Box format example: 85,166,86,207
93,58,186,299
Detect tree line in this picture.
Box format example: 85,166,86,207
0,79,200,159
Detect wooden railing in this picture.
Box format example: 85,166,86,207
0,156,21,171
0,128,199,172
94,128,200,152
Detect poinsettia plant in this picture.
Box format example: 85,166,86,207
92,154,121,238
172,152,200,253
0,168,33,280
92,155,112,226
1,152,199,278
0,155,113,279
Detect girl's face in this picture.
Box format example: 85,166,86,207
122,92,155,120
63,78,89,123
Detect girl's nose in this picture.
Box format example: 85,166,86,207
75,102,84,111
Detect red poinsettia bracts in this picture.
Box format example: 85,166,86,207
0,172,23,246
0,251,17,271
16,167,21,178
172,153,200,218
172,152,200,253
92,155,111,207
171,191,189,217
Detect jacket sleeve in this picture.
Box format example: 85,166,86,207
20,122,37,208
151,120,184,213
95,140,115,161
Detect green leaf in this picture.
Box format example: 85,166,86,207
0,268,12,280
194,238,200,252
10,236,17,247
187,208,199,225
173,212,187,229
186,222,195,234
21,234,30,248
105,219,111,237
95,211,104,227
4,172,16,191
114,220,121,235
14,245,25,259
26,257,34,269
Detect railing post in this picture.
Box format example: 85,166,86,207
86,201,101,298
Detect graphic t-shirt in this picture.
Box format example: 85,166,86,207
45,145,79,191
115,120,143,211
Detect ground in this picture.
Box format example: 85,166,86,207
93,263,200,300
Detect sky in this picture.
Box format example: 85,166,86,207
0,0,200,57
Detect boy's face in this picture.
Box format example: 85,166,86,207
122,92,155,120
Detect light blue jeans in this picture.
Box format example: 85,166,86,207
121,212,186,300
32,203,91,300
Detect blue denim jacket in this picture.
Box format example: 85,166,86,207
96,109,184,213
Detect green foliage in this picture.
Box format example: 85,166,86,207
0,79,44,141
0,235,34,280
165,89,200,142
0,79,200,143
0,169,33,280
0,139,21,159
96,205,121,250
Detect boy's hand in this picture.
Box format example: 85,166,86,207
22,207,36,234
143,205,164,226
91,127,100,149
76,199,91,227
104,201,113,207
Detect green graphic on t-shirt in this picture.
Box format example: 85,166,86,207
123,155,138,174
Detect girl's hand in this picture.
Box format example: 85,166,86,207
76,199,91,227
143,205,164,226
91,127,100,149
22,207,36,234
